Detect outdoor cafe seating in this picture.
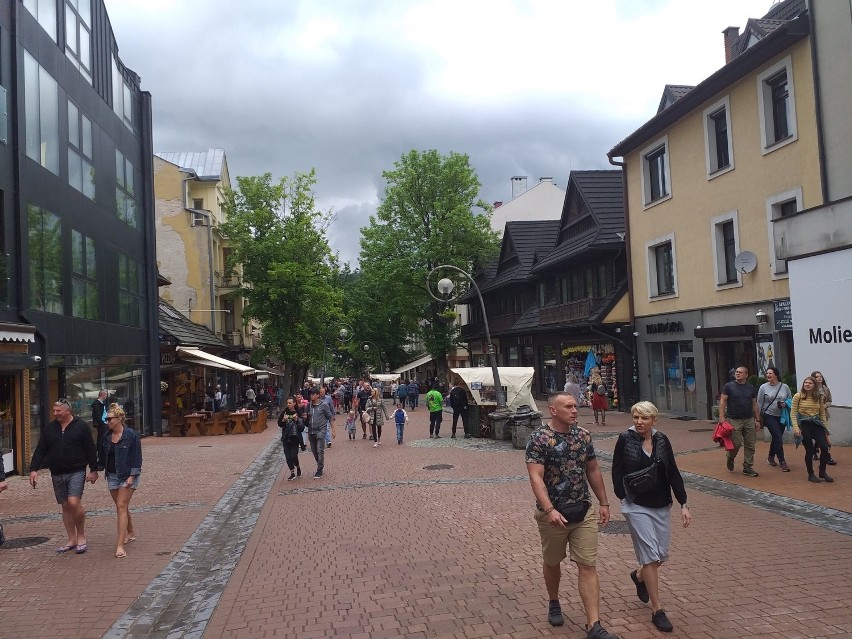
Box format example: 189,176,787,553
169,408,268,437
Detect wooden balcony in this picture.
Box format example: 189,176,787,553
540,297,604,325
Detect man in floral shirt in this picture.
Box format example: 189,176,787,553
526,392,618,639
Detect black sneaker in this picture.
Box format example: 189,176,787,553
451,433,456,438
726,457,734,472
630,569,649,603
313,470,323,479
827,456,837,466
327,442,331,448
742,468,759,477
651,609,673,632
586,620,618,639
547,600,564,626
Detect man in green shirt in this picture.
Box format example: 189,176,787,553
426,387,444,438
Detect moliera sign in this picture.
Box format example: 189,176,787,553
809,326,852,344
645,321,684,334
789,250,851,407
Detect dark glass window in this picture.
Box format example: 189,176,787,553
71,230,97,319
654,243,674,295
646,146,668,201
118,253,143,327
28,205,63,313
769,71,789,143
711,108,730,169
722,221,737,283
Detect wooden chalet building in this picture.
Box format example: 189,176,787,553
461,170,638,410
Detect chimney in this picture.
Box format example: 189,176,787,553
511,176,528,199
723,26,740,64
493,201,503,209
539,177,553,184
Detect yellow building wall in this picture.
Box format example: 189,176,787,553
626,41,822,319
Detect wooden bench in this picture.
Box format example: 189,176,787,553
249,408,267,434
206,411,228,436
183,413,207,436
169,416,184,437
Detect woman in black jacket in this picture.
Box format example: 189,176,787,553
612,401,691,633
278,397,303,480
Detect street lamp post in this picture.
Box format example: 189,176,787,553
361,341,385,375
427,265,506,409
319,325,351,388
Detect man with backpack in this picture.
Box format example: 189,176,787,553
449,383,469,439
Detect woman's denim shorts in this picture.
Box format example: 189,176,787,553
106,473,140,490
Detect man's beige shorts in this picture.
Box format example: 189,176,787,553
534,505,598,566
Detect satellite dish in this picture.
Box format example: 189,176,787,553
734,251,758,274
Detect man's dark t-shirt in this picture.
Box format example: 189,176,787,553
357,388,370,412
722,381,757,419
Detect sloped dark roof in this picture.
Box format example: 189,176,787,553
158,301,227,349
657,85,695,114
609,14,809,157
531,171,624,273
478,220,560,293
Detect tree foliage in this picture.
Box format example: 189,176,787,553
357,149,499,379
219,171,342,392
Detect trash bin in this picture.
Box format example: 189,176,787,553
465,404,480,438
512,404,542,449
489,408,513,440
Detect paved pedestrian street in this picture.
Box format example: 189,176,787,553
1,406,850,638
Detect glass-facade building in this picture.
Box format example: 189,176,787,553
0,0,159,474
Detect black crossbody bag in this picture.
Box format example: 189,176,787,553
623,437,660,496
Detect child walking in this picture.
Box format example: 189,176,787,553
345,410,357,440
393,405,409,445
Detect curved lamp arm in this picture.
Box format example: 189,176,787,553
426,265,506,409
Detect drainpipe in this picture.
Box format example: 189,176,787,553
206,215,215,333
807,2,830,202
606,152,639,407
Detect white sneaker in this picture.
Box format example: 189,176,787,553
373,442,379,448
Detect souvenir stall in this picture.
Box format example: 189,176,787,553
560,343,618,410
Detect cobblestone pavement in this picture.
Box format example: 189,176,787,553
0,403,850,638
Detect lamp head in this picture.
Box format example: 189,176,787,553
437,277,454,299
362,343,370,352
755,309,768,326
339,327,349,340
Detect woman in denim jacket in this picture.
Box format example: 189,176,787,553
97,403,142,558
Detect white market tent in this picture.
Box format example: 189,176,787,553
450,367,537,412
370,373,400,383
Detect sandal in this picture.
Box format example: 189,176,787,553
115,549,127,558
56,544,77,554
124,536,137,544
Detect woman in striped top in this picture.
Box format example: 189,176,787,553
791,377,831,483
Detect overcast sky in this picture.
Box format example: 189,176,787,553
105,0,775,266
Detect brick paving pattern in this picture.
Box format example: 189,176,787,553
0,404,850,638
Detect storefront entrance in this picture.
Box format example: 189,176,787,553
0,375,16,473
648,341,697,415
707,339,756,403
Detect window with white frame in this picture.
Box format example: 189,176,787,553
757,56,797,153
67,101,95,199
710,211,741,288
64,0,92,83
703,96,734,176
766,188,802,277
640,136,671,207
645,233,677,298
23,0,58,43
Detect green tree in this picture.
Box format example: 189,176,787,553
219,170,342,394
358,150,499,380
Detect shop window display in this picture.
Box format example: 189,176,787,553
561,344,618,409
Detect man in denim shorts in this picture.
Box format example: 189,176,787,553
29,399,99,554
526,392,619,639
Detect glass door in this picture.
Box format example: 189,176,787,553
0,375,15,473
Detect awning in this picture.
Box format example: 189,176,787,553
0,323,36,343
392,353,434,375
254,365,284,377
176,347,255,374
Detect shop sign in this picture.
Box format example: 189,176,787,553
755,332,773,343
773,299,792,331
645,321,684,335
788,251,851,407
160,350,175,365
